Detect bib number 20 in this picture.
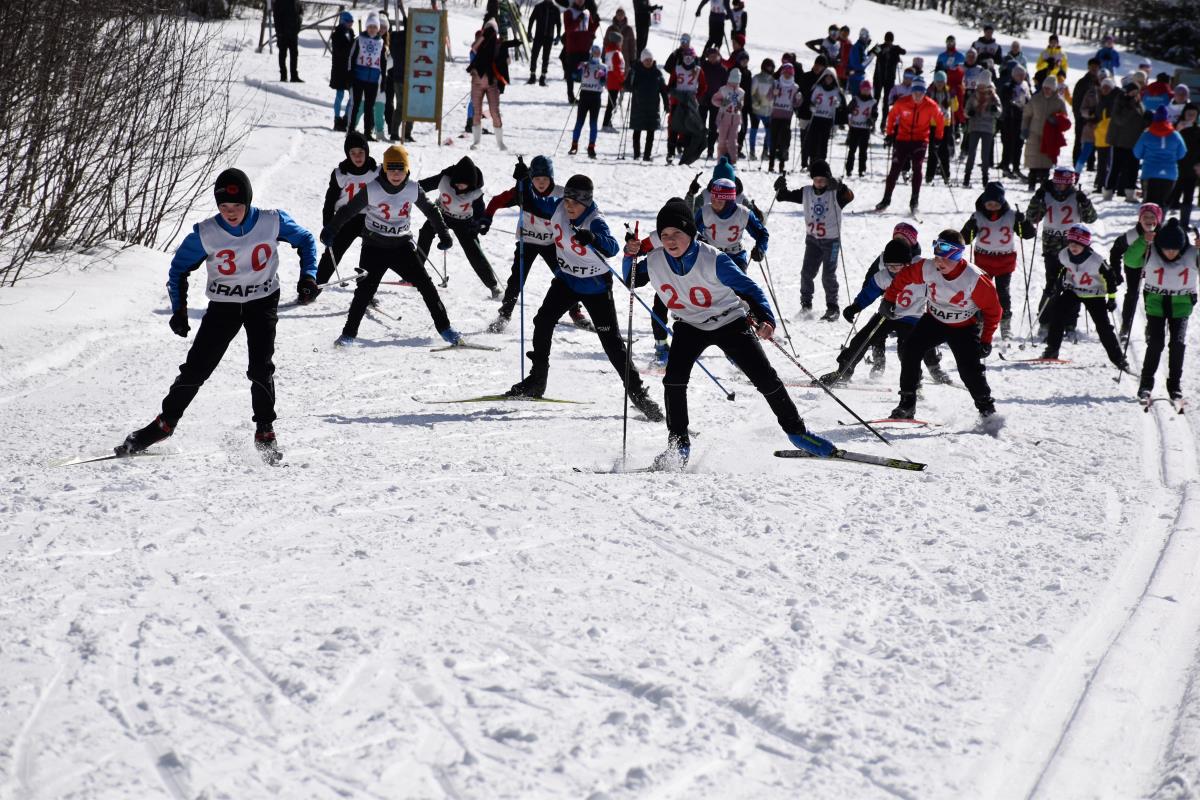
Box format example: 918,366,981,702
661,283,713,310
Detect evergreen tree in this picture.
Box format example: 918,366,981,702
955,2,1032,38
1127,0,1200,68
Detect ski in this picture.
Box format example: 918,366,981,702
411,394,589,405
791,381,894,393
837,418,941,428
998,354,1072,364
774,449,926,471
53,450,172,467
572,464,661,474
429,342,501,352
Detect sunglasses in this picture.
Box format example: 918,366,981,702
932,239,966,261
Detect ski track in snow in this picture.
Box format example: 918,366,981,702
4,1,1200,798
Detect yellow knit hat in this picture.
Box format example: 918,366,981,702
382,145,409,171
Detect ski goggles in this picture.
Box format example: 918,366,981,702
563,186,593,205
931,238,966,261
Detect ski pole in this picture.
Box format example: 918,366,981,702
622,222,638,465
553,102,574,156
1113,308,1135,385
443,249,449,289
766,335,892,447
838,242,852,306
758,255,799,358
832,312,888,383
414,242,450,287
609,262,736,401
517,168,527,382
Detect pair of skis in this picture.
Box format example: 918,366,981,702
576,448,925,473
1140,395,1187,414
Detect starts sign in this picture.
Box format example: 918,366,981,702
402,8,447,127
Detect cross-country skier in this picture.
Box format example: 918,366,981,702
693,0,728,58
766,62,801,175
314,132,378,288
322,145,462,347
570,45,607,158
821,238,952,386
116,168,318,462
623,197,835,469
483,156,592,332
876,77,944,213
960,181,1036,341
807,67,846,166
845,79,877,177
1111,202,1163,340
869,32,906,129
1025,165,1097,333
773,160,854,320
881,230,1002,420
695,177,768,270
1136,218,1197,404
503,174,664,422
1038,223,1126,368
416,156,500,297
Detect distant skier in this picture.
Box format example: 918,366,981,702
416,156,500,296
774,161,855,320
314,132,378,287
1137,219,1196,405
623,197,835,470
116,168,318,463
960,182,1035,341
1026,166,1098,332
1039,224,1128,369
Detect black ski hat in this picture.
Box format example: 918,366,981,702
1157,218,1187,253
656,197,697,239
564,174,594,205
530,155,554,179
448,156,481,190
344,131,369,156
882,239,912,265
981,181,1005,204
214,168,251,206
809,160,833,180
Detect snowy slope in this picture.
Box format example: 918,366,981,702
3,2,1200,799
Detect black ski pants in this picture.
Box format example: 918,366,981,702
418,217,498,291
1141,314,1189,394
531,278,643,390
1044,293,1124,363
767,117,791,168
1121,266,1143,334
899,316,992,406
839,316,941,378
350,79,379,135
500,241,558,317
925,135,951,183
882,140,927,206
663,316,804,440
277,31,298,79
530,36,554,77
807,116,834,165
161,292,279,426
343,240,450,337
316,217,364,284
845,127,870,175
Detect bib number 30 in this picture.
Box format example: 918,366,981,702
214,243,273,275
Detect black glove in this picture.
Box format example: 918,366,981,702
1076,189,1088,204
842,304,860,323
476,216,492,236
750,246,764,262
319,227,332,246
879,299,898,319
773,175,788,192
884,134,895,146
574,228,596,247
1106,297,1117,312
513,161,530,181
694,8,701,16
297,275,321,305
169,308,190,337
688,176,701,196
978,341,992,359
437,232,454,251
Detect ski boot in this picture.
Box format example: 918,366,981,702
505,357,548,398
789,430,836,457
440,327,463,346
490,286,502,300
889,392,917,420
254,424,282,466
820,306,840,322
652,340,670,367
628,384,665,422
587,144,597,159
869,344,886,378
487,312,511,333
568,140,579,156
568,305,592,330
976,397,997,418
115,416,173,456
818,369,848,387
874,199,890,212
652,434,691,471
926,363,953,384
334,334,357,347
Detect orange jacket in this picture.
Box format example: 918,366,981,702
885,94,946,143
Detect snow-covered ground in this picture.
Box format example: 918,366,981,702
3,1,1200,798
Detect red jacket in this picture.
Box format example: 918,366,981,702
884,259,1003,343
886,94,945,143
604,42,625,90
1040,111,1071,160
562,7,598,56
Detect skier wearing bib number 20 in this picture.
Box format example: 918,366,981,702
623,197,835,470
116,168,318,463
881,230,1002,421
505,174,664,423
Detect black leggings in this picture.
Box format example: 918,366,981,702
530,36,554,76
663,316,803,440
839,315,941,378
531,278,643,390
1121,266,1143,333
1044,293,1123,363
161,292,279,426
418,217,498,290
316,216,364,284
899,316,992,406
807,116,834,165
767,118,791,167
633,129,656,160
1141,314,1189,394
343,240,451,337
603,88,622,128
350,79,379,134
500,241,557,316
845,127,870,175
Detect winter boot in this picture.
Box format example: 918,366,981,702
1001,316,1012,340
652,434,691,471
487,312,511,333
527,73,537,84
628,384,665,422
495,127,507,152
653,340,670,366
587,143,597,159
874,198,891,212
789,430,836,457
115,415,173,456
539,74,547,86
505,355,548,398
254,424,282,465
889,392,917,420
976,396,997,417
870,343,887,377
820,306,840,322
569,140,579,155
290,74,303,83
926,363,953,384
471,126,482,150
333,116,347,132
1124,188,1138,203
1102,189,1115,202
440,327,463,346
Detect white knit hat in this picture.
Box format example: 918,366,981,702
365,12,379,28
728,68,741,84
640,48,653,61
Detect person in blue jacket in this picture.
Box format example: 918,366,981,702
623,197,835,469
1134,105,1189,206
504,170,664,422
1095,35,1120,76
847,28,873,96
116,168,318,462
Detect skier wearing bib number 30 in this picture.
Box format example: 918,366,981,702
116,168,318,463
881,230,1002,421
624,198,835,469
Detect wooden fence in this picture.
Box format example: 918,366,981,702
878,0,1131,44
